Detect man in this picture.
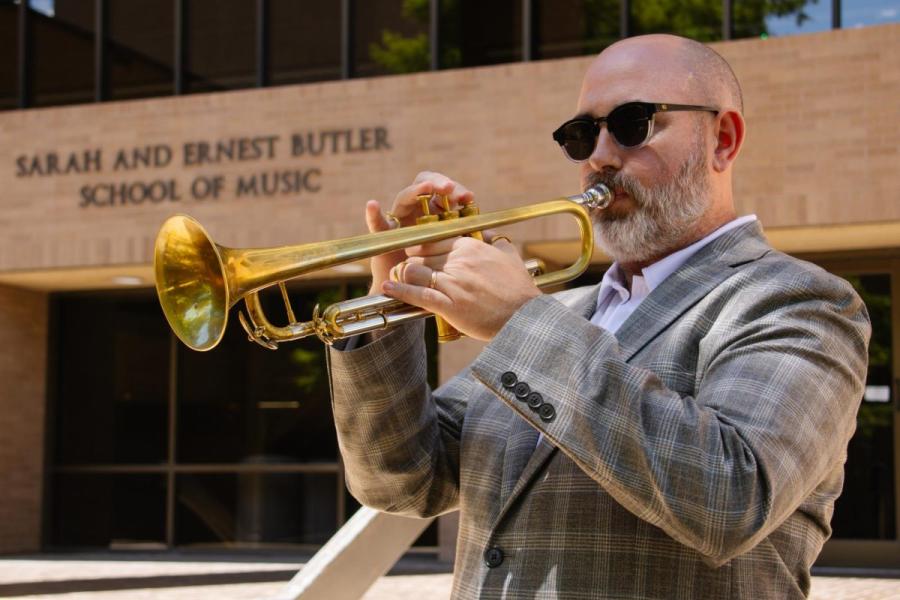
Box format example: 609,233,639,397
328,34,870,599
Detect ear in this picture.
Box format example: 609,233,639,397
711,109,745,173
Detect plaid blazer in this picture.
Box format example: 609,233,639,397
328,221,870,599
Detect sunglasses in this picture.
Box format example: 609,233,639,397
552,102,719,162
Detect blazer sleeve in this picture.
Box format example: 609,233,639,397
327,320,471,518
468,267,871,566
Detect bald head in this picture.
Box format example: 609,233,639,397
584,34,743,113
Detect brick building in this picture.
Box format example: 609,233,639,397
0,0,898,570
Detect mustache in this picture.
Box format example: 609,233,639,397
584,170,645,206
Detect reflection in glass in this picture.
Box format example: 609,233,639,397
184,0,255,93
268,0,341,85
631,0,722,41
843,0,900,28
358,0,429,76
52,473,167,548
441,0,522,68
175,473,338,546
831,273,895,540
55,291,170,465
107,0,174,101
0,0,17,110
177,284,349,464
29,0,95,107
535,0,619,59
734,0,830,39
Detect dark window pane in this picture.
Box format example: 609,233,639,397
175,473,338,547
177,284,350,464
843,0,900,28
51,473,167,548
831,273,895,540
535,0,619,60
55,291,170,465
29,0,95,107
441,0,522,68
107,0,174,101
184,0,255,93
0,1,17,110
356,0,430,77
268,0,340,85
631,0,722,41
734,0,830,39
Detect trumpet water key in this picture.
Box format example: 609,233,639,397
154,184,612,351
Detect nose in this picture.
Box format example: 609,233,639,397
587,126,623,172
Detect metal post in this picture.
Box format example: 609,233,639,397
341,0,354,79
832,0,841,29
522,0,533,61
429,0,439,70
620,0,630,38
18,0,30,107
94,0,107,101
722,0,732,40
174,0,185,94
256,0,268,87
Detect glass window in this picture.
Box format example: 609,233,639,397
184,0,255,93
0,0,17,110
51,473,167,548
29,0,95,107
175,473,338,546
267,0,341,85
107,0,175,101
54,291,170,465
441,0,522,68
176,284,348,464
843,0,900,28
356,0,430,77
535,0,619,60
734,0,831,39
631,0,722,41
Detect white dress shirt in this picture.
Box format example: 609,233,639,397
589,215,758,334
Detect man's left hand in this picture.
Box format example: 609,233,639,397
382,236,542,341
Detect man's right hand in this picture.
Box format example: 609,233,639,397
366,171,475,296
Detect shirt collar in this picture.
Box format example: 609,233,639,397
596,214,758,304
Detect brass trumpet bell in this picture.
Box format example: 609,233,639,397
154,216,229,351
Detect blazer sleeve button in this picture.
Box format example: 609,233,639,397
513,381,531,398
484,546,505,568
538,403,556,422
526,392,543,409
500,371,517,388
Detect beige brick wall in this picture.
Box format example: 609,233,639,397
0,24,897,276
0,285,47,553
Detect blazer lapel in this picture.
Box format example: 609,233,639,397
614,221,771,361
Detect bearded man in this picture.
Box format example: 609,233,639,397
327,34,870,599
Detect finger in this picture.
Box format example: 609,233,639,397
401,263,447,288
405,237,456,258
408,172,475,213
401,255,449,272
382,280,452,314
365,199,393,234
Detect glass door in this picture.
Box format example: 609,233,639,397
815,257,900,569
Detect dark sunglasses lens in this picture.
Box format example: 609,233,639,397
557,121,597,161
608,103,652,147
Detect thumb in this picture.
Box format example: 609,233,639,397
365,199,394,234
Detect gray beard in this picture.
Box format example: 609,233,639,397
589,144,711,265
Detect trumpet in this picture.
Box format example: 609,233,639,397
154,184,612,351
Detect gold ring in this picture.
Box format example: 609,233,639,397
429,270,439,289
491,235,512,246
389,263,400,282
385,212,401,229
